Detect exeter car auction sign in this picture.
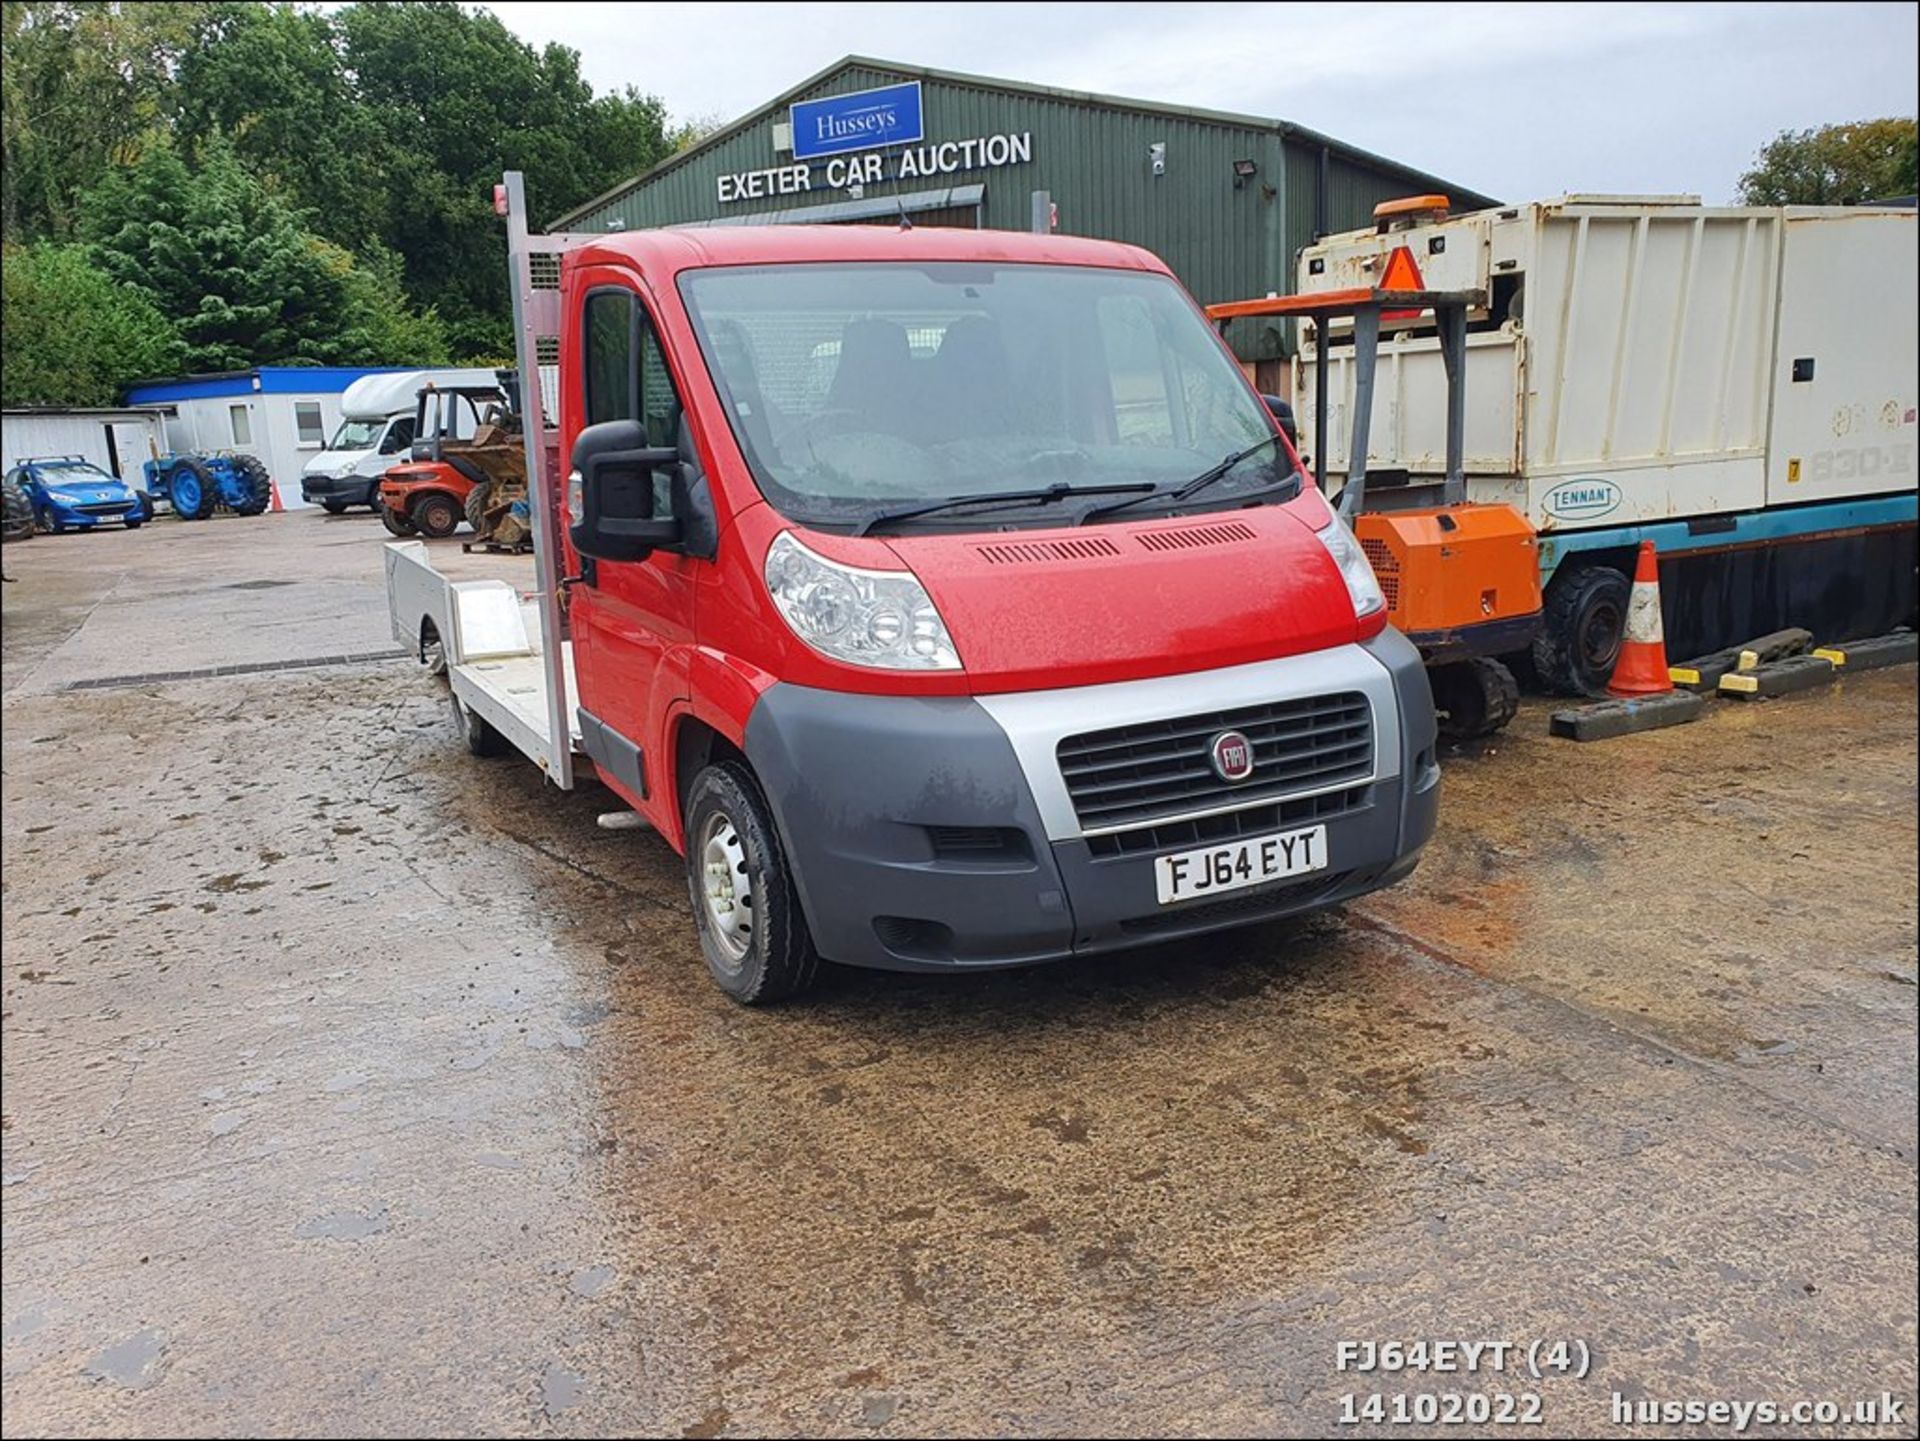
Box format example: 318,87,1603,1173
715,81,1034,205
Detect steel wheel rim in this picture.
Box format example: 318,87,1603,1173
1582,600,1623,670
698,811,755,969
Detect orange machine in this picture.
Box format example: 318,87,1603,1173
1208,263,1542,739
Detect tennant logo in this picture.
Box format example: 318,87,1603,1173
790,81,925,160
1544,479,1623,520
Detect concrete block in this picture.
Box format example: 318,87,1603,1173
1719,655,1837,700
1811,631,1918,673
1550,690,1707,740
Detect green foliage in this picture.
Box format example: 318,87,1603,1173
1738,118,1919,205
0,241,183,405
79,138,446,373
3,0,675,381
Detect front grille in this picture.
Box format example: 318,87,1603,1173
78,503,129,516
1057,692,1373,832
1085,784,1370,858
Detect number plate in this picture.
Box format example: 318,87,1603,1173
1153,824,1328,905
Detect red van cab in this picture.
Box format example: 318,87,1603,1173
393,188,1438,1004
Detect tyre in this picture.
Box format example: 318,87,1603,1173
229,454,272,515
1532,563,1631,697
464,482,494,539
1431,657,1521,741
168,459,217,520
135,492,155,523
450,691,506,757
683,761,821,1005
380,502,416,537
2,481,33,542
123,519,142,530
322,500,349,516
411,492,461,539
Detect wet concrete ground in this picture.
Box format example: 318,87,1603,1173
2,512,1915,1437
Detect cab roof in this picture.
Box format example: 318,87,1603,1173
570,224,1170,280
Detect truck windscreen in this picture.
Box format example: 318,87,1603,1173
679,262,1280,529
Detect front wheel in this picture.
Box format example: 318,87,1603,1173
1532,563,1631,697
322,500,349,516
411,492,461,539
682,762,822,1005
380,502,416,537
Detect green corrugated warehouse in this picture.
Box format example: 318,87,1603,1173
552,57,1498,383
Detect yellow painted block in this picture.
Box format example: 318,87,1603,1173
1812,647,1847,666
1720,673,1760,694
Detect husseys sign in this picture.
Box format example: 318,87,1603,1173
715,81,1035,205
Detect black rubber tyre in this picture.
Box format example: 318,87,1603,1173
380,502,416,537
168,459,217,520
229,454,272,515
2,481,33,542
463,482,494,539
450,691,506,757
1431,657,1521,741
683,761,821,1005
1532,563,1631,697
322,500,349,516
134,492,155,523
411,492,461,539
123,519,142,530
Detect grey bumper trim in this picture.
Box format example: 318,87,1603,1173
973,643,1403,842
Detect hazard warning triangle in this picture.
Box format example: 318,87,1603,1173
1379,245,1424,320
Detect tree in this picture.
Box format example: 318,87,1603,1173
79,138,445,370
1738,118,1919,206
1,241,183,404
0,1,211,240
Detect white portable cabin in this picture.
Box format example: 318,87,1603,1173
1293,196,1918,534
121,367,423,510
1,406,173,484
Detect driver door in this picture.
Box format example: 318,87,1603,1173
567,272,699,825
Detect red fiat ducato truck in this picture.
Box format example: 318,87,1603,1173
386,173,1439,1004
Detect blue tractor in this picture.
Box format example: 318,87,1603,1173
144,452,273,520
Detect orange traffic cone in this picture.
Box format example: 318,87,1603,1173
1607,540,1673,697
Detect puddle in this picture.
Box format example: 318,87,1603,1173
82,1327,168,1389
569,1264,616,1299
295,1206,390,1242
541,1362,585,1416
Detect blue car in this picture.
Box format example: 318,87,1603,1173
6,456,152,532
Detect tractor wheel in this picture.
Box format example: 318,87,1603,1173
322,500,349,515
168,459,217,521
1532,563,1631,697
411,492,461,540
229,454,272,515
1431,658,1521,742
463,482,494,540
2,481,33,542
380,502,417,537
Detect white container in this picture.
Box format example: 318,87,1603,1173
1294,196,1918,535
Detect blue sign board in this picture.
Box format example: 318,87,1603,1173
790,81,924,161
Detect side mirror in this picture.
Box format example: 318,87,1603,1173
569,419,681,563
1261,394,1299,447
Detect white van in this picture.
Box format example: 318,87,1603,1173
300,368,503,512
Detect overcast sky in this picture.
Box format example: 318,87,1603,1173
487,1,1917,202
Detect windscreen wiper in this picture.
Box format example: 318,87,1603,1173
852,482,1157,536
1081,433,1291,523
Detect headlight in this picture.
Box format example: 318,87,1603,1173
763,531,961,671
1314,510,1386,619
46,489,78,504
